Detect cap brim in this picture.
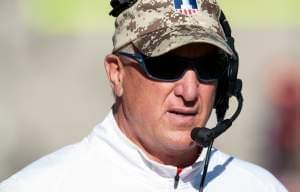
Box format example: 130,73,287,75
133,25,234,57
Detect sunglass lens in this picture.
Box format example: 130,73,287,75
195,56,226,81
144,56,185,81
143,54,226,82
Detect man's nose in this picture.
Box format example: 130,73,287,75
174,70,199,103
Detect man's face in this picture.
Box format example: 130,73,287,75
113,43,218,164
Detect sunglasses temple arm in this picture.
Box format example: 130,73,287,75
117,51,145,64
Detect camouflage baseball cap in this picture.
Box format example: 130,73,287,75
112,0,234,57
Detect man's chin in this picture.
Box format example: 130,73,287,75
164,132,197,150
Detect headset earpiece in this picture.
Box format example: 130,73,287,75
214,10,240,121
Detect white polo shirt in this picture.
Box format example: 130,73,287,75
0,111,287,192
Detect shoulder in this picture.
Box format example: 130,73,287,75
208,149,288,192
0,137,94,192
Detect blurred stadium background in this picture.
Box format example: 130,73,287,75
0,0,299,190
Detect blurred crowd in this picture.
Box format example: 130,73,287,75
264,57,300,191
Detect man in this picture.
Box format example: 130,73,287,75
0,0,287,191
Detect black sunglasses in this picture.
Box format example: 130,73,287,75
117,51,227,83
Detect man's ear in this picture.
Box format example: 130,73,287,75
104,54,124,97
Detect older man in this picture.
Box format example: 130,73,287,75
0,0,287,191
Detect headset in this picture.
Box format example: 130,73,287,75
109,1,244,191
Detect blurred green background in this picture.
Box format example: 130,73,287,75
22,0,300,33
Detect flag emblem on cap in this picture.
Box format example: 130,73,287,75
173,0,199,15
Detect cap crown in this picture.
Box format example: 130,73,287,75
112,0,232,56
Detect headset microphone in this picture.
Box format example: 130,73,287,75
191,119,232,147
191,79,243,147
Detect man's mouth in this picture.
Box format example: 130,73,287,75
167,108,198,123
168,110,197,116
166,110,198,127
